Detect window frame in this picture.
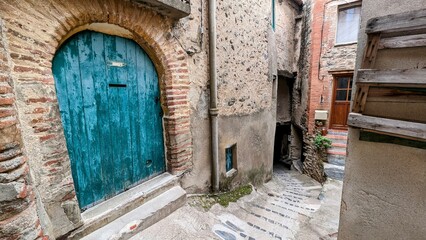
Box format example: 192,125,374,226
272,0,276,31
334,2,362,46
331,72,354,103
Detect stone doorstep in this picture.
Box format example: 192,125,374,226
81,186,186,240
67,173,180,239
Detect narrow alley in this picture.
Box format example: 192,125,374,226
131,165,342,240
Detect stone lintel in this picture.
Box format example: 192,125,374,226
132,0,191,19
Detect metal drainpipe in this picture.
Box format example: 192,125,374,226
208,0,219,192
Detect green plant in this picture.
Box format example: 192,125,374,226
314,134,332,150
188,185,253,210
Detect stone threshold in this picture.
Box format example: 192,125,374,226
82,186,186,240
67,173,180,239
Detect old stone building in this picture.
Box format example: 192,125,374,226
0,0,304,239
307,0,360,132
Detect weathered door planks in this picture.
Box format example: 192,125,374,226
53,31,166,209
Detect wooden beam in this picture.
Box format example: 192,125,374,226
379,34,426,49
348,113,426,141
361,34,381,68
365,9,426,35
352,86,370,113
368,87,426,103
357,69,426,85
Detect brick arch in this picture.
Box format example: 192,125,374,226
0,0,192,237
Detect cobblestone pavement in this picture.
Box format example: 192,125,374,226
132,165,343,240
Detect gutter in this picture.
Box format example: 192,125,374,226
208,0,219,192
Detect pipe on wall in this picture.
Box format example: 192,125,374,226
208,0,219,192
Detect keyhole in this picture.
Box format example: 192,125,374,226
146,160,153,167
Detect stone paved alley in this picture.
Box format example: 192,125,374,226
132,165,343,240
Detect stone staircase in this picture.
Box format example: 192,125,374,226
324,129,348,181
68,173,186,240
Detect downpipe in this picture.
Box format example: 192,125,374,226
208,0,219,192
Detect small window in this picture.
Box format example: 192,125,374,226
225,144,237,173
336,5,361,44
272,0,276,31
334,75,353,102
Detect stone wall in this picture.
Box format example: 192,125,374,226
276,0,303,75
288,0,311,161
0,18,43,240
215,1,271,116
306,0,359,132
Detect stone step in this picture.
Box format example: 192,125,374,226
327,155,346,166
327,150,346,156
325,134,348,141
329,146,346,153
81,186,186,240
327,130,348,136
324,163,345,181
331,142,347,148
327,138,348,145
68,173,180,239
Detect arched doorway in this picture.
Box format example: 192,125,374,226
52,31,166,210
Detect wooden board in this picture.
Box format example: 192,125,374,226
357,69,426,85
348,113,426,141
365,9,426,35
378,34,426,49
368,87,426,103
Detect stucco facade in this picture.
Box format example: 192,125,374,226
338,1,426,239
0,0,302,239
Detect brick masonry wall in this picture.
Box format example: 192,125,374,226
0,19,42,239
307,0,358,132
0,0,193,238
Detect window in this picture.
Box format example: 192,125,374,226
336,5,361,44
272,0,276,31
225,144,237,173
334,75,353,102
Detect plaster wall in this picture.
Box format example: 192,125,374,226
277,77,292,123
179,0,300,192
276,0,300,74
338,1,426,239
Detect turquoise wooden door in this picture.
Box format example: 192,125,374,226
52,31,166,210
